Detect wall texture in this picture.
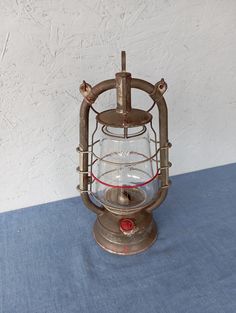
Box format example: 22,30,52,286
1,0,236,212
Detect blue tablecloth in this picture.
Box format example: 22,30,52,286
0,163,236,313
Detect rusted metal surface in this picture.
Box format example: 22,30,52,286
115,71,132,113
96,108,152,128
93,210,157,255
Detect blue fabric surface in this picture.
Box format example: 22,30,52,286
0,163,236,313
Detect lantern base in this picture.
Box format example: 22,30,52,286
93,209,157,255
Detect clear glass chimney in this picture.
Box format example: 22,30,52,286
91,126,158,214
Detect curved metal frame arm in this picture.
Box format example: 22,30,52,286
79,78,170,215
79,80,115,215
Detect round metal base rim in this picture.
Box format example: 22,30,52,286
93,224,158,256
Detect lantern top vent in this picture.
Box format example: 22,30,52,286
96,51,152,128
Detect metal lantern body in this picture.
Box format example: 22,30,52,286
78,52,171,255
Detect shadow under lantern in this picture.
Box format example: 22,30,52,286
78,51,171,255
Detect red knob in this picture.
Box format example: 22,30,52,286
120,218,135,232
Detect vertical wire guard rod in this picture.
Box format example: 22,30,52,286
121,51,126,71
80,100,104,215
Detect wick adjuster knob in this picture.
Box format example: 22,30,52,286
120,218,136,235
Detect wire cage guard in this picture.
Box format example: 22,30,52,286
77,88,172,210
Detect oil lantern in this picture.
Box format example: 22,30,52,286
77,51,171,255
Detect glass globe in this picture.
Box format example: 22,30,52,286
91,126,158,214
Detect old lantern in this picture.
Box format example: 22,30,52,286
78,51,171,255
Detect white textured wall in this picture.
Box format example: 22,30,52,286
1,0,236,212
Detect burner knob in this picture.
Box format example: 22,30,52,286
120,218,135,234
